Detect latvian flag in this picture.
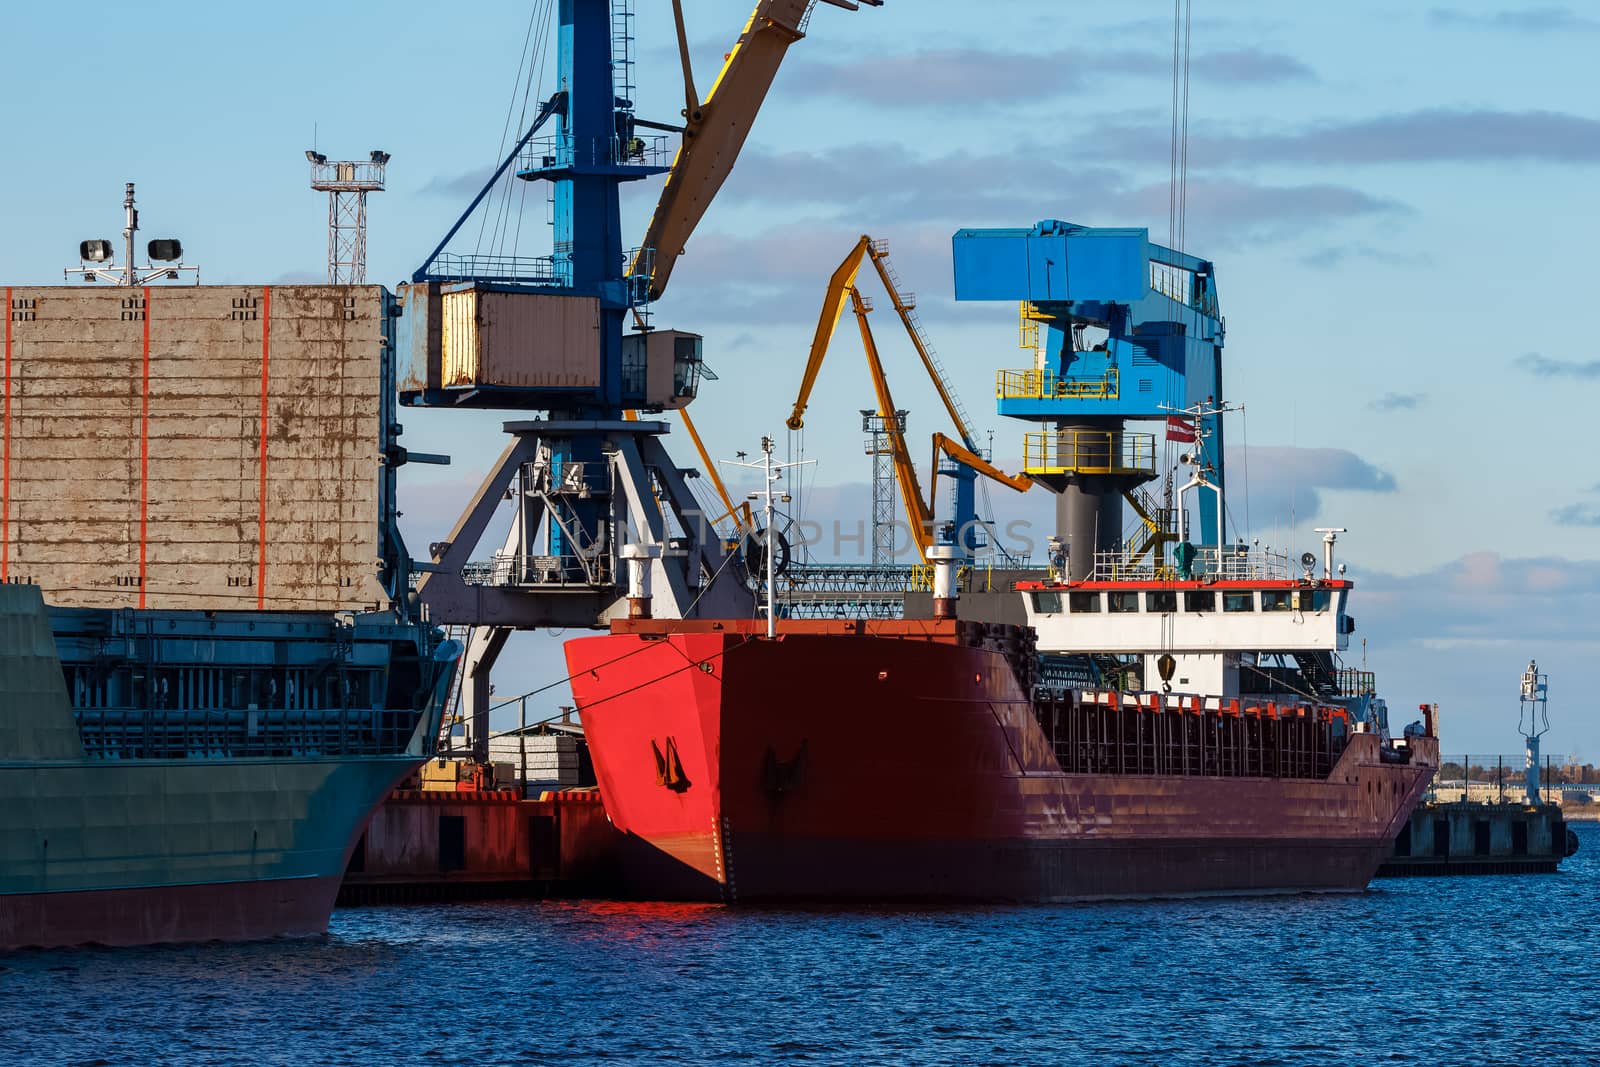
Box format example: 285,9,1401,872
1166,416,1197,443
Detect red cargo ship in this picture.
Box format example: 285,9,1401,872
566,615,1438,902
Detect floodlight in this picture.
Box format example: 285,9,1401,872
79,239,114,262
147,239,183,262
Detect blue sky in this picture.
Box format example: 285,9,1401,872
3,1,1597,756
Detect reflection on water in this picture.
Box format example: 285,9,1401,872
4,825,1599,1066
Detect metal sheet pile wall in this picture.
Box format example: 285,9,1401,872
1,285,389,612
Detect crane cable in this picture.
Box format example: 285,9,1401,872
1168,0,1180,249
1159,0,1196,552
1179,0,1193,252
1169,0,1193,252
508,0,557,259
475,0,556,260
477,3,541,255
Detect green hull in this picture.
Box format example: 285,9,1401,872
0,757,417,897
0,584,456,949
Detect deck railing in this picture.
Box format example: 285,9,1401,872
74,705,431,761
997,367,1120,401
1090,545,1291,582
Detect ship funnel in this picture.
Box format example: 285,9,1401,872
929,544,959,620
621,543,663,619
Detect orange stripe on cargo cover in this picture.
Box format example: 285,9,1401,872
138,288,151,608
2,286,10,583
257,287,271,608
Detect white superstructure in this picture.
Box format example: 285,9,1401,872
1019,529,1385,730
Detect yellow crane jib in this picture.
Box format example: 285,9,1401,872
676,407,752,540
786,236,1035,561
864,243,975,448
788,235,873,431
849,288,936,556
930,433,1033,497
638,1,882,303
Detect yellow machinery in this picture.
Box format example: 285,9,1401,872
787,237,1033,561
637,0,883,301
621,0,883,545
619,406,751,547
677,407,753,543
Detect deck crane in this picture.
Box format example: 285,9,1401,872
638,0,883,302
788,236,1033,562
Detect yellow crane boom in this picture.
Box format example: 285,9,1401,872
789,235,872,431
849,288,935,553
930,432,1033,497
639,1,882,302
788,239,1032,560
863,242,976,448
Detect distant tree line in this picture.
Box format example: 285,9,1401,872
1436,761,1600,787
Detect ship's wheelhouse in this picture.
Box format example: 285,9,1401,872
1021,577,1368,712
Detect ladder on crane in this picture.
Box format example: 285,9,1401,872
436,624,471,754
866,239,976,449
611,0,636,111
788,236,1033,563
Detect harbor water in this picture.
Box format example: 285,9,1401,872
5,824,1598,1066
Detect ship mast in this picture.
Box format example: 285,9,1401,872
1170,396,1238,556
64,183,198,286
725,436,810,639
121,182,137,287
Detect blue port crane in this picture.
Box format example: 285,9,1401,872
398,0,882,760
952,221,1225,578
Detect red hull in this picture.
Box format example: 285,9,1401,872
567,621,1438,902
0,876,342,951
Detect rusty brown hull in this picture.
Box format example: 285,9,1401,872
567,621,1439,903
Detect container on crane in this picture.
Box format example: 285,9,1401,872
393,0,881,760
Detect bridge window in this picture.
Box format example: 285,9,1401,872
1145,590,1177,613
1108,591,1141,613
1261,590,1294,612
1068,591,1101,613
1184,591,1215,612
1307,589,1332,612
1223,592,1255,612
1032,591,1062,614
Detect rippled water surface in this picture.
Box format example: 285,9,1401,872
5,825,1599,1066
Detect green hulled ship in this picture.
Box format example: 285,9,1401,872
1,260,458,949
0,584,455,950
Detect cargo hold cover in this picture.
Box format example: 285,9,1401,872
0,285,390,612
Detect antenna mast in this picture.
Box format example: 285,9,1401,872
64,183,198,286
725,436,811,639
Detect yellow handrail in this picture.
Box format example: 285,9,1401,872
996,367,1119,401
1022,429,1156,477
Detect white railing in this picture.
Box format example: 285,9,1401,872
1090,546,1292,582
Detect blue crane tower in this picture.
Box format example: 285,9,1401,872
951,221,1226,579
394,0,880,759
